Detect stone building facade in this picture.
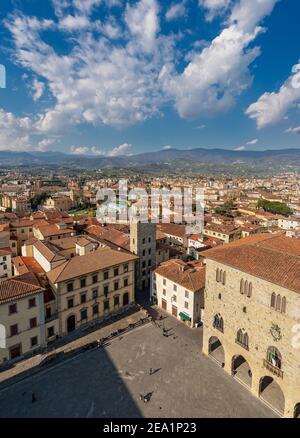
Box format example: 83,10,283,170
202,234,300,418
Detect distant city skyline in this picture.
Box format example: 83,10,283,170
0,0,299,155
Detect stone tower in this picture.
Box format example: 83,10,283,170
130,221,156,291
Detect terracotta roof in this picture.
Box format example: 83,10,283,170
33,240,66,263
47,247,138,284
0,272,43,304
203,233,300,294
35,224,73,237
154,259,206,292
157,223,187,238
12,256,44,276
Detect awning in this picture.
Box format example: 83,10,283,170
179,312,191,321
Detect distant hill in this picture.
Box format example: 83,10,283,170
0,148,300,169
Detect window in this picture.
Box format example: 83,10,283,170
31,336,38,348
9,303,17,315
3,256,6,261
142,261,146,268
247,283,252,298
240,279,244,294
80,293,87,304
142,238,146,244
163,289,166,296
104,300,110,311
172,295,177,303
281,296,287,314
114,281,119,291
104,271,109,280
114,267,119,277
103,284,109,296
148,260,151,266
114,295,120,307
148,237,151,243
92,275,98,284
80,278,86,288
276,294,281,312
185,290,189,299
46,307,52,319
10,324,18,336
184,301,189,309
67,282,74,292
48,326,54,338
92,288,98,299
267,346,282,369
216,268,220,282
271,292,276,308
124,264,129,273
3,265,7,270
173,284,177,292
142,250,146,256
124,278,128,287
222,271,226,285
213,314,224,332
68,298,74,309
163,279,166,286
30,317,37,329
92,304,99,315
81,309,88,320
28,298,36,308
148,248,151,255
236,329,249,350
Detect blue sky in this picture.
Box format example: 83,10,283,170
0,0,299,156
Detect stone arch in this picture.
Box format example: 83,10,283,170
208,336,225,366
232,355,252,388
294,403,300,418
259,376,285,416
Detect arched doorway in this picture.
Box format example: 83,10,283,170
294,403,300,418
232,355,252,388
208,336,225,366
123,292,129,306
67,314,76,333
259,376,285,416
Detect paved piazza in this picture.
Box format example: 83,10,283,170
0,316,276,418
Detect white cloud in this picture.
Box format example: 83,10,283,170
285,126,300,135
70,143,131,156
246,138,258,145
3,0,279,148
166,2,187,22
246,62,300,128
200,0,231,21
161,0,278,120
163,145,173,149
0,109,33,151
234,145,245,151
31,78,45,101
125,0,159,53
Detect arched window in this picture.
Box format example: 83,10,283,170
247,283,252,298
219,317,224,332
213,314,224,332
237,329,243,344
222,271,226,285
267,346,282,369
276,294,281,312
240,279,244,294
243,332,249,349
281,297,287,314
216,268,220,282
271,292,276,308
244,280,248,296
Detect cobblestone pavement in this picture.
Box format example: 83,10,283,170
0,312,277,418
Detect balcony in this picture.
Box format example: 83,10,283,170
263,359,284,379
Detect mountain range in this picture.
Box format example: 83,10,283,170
1,148,300,169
